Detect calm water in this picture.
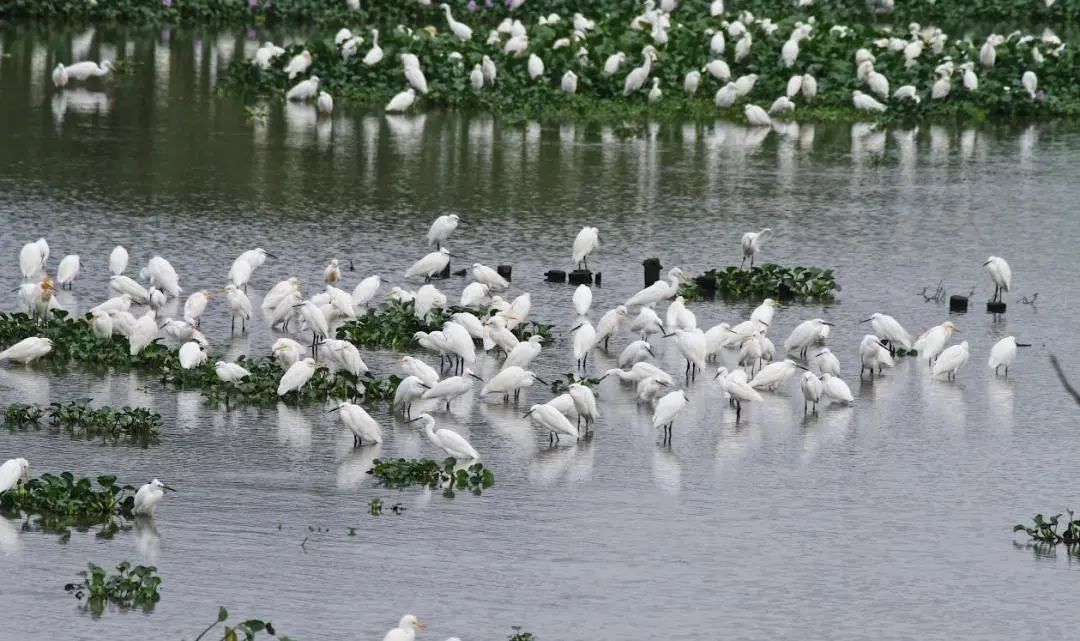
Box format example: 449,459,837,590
1,25,1079,641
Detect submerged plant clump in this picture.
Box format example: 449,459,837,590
368,457,494,494
337,301,551,350
681,265,839,301
1014,511,1080,546
5,400,162,443
65,561,162,617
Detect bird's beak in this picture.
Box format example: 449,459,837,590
645,347,655,357
522,409,534,418
661,332,674,338
1016,342,1032,347
163,485,177,492
859,317,872,323
416,621,427,630
468,372,483,381
953,328,962,333
326,407,342,413
712,370,723,380
404,416,423,424
266,252,278,258
982,260,991,266
758,320,770,327
534,376,549,385
658,380,670,387
822,322,834,326
796,364,810,371
571,324,583,332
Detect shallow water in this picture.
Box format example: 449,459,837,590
1,25,1079,641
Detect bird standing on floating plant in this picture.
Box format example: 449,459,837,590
740,228,772,269
284,50,312,79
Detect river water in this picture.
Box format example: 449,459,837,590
1,25,1078,641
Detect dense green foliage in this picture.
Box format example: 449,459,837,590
368,457,494,494
3,0,1078,26
216,3,1079,123
0,473,136,535
65,561,162,616
337,301,550,349
193,606,293,641
1014,510,1080,546
5,400,162,444
681,264,839,301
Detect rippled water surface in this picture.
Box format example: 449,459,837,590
1,25,1079,641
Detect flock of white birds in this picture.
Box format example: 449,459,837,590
241,0,1062,126
2,218,1024,519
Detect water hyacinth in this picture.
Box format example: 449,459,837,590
681,264,839,301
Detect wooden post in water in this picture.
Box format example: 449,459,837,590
497,265,512,282
949,295,968,312
643,258,662,287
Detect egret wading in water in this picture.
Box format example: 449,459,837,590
988,336,1031,376
410,413,479,460
800,371,824,413
525,402,579,445
382,615,426,641
861,312,913,354
133,478,176,517
652,389,689,444
932,341,970,380
328,401,382,446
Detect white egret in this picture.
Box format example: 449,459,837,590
673,328,707,379
525,402,579,445
683,70,701,97
60,60,112,81
814,348,841,377
460,282,490,308
769,96,795,114
623,46,657,96
861,312,913,352
648,78,662,103
109,245,128,275
931,74,951,100
90,310,114,339
411,413,479,460
178,341,207,369
715,83,738,108
619,339,654,367
988,336,1030,376
128,311,158,356
786,75,803,98
278,358,321,397
1022,70,1038,98
480,366,544,402
625,267,687,307
568,382,599,433
17,241,43,279
853,90,887,112
482,55,497,84
352,275,382,307
733,73,758,97
405,247,451,281
801,73,818,99
470,64,484,90
393,375,430,417
397,356,439,387
52,63,69,87
630,306,664,339
451,312,485,341
572,226,600,269
703,323,731,360
914,321,958,366
784,319,833,357
426,214,459,249
363,30,384,66
56,255,80,289
603,52,627,76
272,338,304,369
859,334,894,377
820,373,854,405
147,256,181,299
182,290,210,326
503,335,543,371
527,54,545,80
219,284,252,334
601,362,674,386
800,371,824,413
983,256,1012,303
382,615,426,641
572,320,597,369
441,3,473,40
286,76,320,101
652,389,689,443
0,458,30,494
423,369,483,410
385,88,417,113
595,305,630,351
744,104,771,126
0,336,52,362
110,274,150,303
741,228,772,269
750,359,800,391
284,50,312,79
323,339,368,378
893,85,920,102
932,341,970,380
484,316,519,354
317,91,334,114
714,367,762,419
133,479,176,516
472,263,508,290
330,401,382,446
866,69,890,98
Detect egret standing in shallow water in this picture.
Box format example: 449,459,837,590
983,256,1011,303
800,371,824,413
914,321,958,367
932,341,970,380
405,247,451,281
382,615,426,641
411,413,479,460
861,312,913,353
329,401,382,446
859,334,894,378
0,336,53,364
988,336,1031,376
652,389,689,444
133,478,176,517
525,402,579,445
422,368,483,410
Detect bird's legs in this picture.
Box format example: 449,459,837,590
735,399,743,421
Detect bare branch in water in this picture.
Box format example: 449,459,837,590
1049,355,1080,405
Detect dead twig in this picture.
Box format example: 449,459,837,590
1049,355,1080,405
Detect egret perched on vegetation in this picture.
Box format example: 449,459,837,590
382,615,426,641
525,402,579,445
317,91,334,114
286,76,320,101
652,389,689,444
740,228,772,268
133,479,175,517
284,50,312,79
0,337,53,364
744,104,772,126
412,413,479,460
932,341,970,380
178,341,206,369
330,401,382,446
0,458,30,494
983,256,1011,303
442,3,473,40
278,358,321,397
623,46,657,96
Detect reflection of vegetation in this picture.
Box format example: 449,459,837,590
65,561,161,617
1014,510,1080,546
681,265,839,301
369,457,494,494
244,104,269,124
5,400,161,444
0,473,136,535
338,302,550,350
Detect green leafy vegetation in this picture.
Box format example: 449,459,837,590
509,628,537,641
1014,511,1080,546
0,311,397,408
4,400,162,444
681,265,839,301
368,457,494,494
193,606,294,641
64,561,161,616
337,301,550,350
0,473,136,534
549,373,600,394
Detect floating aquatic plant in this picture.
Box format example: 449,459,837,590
681,264,839,301
4,400,162,443
337,301,551,350
65,561,162,617
0,473,136,533
192,607,294,641
368,457,494,494
1014,511,1080,546
549,373,601,394
509,628,537,641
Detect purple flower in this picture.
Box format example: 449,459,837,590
162,0,172,6
248,0,258,7
467,0,477,9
